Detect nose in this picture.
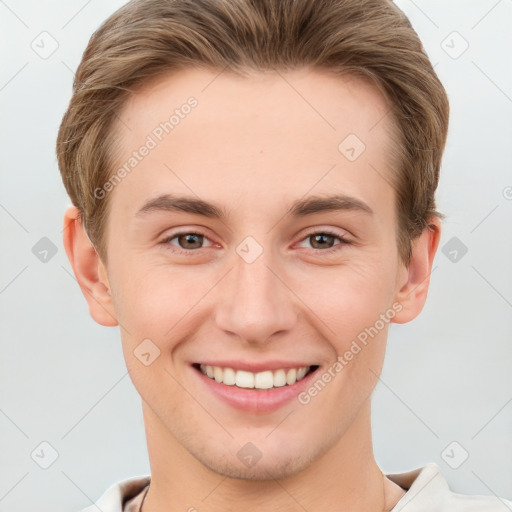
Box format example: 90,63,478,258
214,246,298,344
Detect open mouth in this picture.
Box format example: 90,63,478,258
192,363,320,390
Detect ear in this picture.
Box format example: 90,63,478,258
391,216,441,324
63,206,118,327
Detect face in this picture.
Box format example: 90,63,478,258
91,67,416,479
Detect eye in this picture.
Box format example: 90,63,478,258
159,228,352,256
297,229,352,254
160,231,215,255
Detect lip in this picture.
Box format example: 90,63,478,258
194,360,316,372
191,363,321,414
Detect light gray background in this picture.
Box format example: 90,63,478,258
1,1,511,511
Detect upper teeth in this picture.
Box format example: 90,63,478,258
199,364,311,389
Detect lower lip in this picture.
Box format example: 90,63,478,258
192,365,320,414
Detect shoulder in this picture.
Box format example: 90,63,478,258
386,463,512,511
77,475,151,512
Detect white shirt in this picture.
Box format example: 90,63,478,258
78,463,512,511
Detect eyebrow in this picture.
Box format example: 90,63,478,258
135,193,374,219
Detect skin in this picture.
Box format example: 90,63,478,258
63,67,441,511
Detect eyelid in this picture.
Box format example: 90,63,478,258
295,227,352,250
159,229,217,249
300,226,351,239
159,225,353,257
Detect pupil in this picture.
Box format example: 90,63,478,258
181,233,202,249
312,234,333,249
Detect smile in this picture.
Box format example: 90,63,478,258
196,363,318,390
191,361,322,413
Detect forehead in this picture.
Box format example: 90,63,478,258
119,66,393,145
110,67,397,219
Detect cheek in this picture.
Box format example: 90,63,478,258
110,264,193,406
109,255,181,320
295,260,397,392
109,246,398,355
297,258,397,334
109,261,217,359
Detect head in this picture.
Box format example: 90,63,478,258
58,0,448,481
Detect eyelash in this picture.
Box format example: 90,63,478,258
159,229,352,256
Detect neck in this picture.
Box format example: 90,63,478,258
141,399,402,512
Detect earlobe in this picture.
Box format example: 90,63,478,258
391,217,442,324
63,206,118,327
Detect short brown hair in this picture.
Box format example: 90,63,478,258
56,0,449,265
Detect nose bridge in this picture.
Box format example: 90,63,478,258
214,243,297,343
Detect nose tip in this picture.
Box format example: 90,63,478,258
213,255,297,344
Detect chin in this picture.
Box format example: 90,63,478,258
201,451,314,481
187,435,327,482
